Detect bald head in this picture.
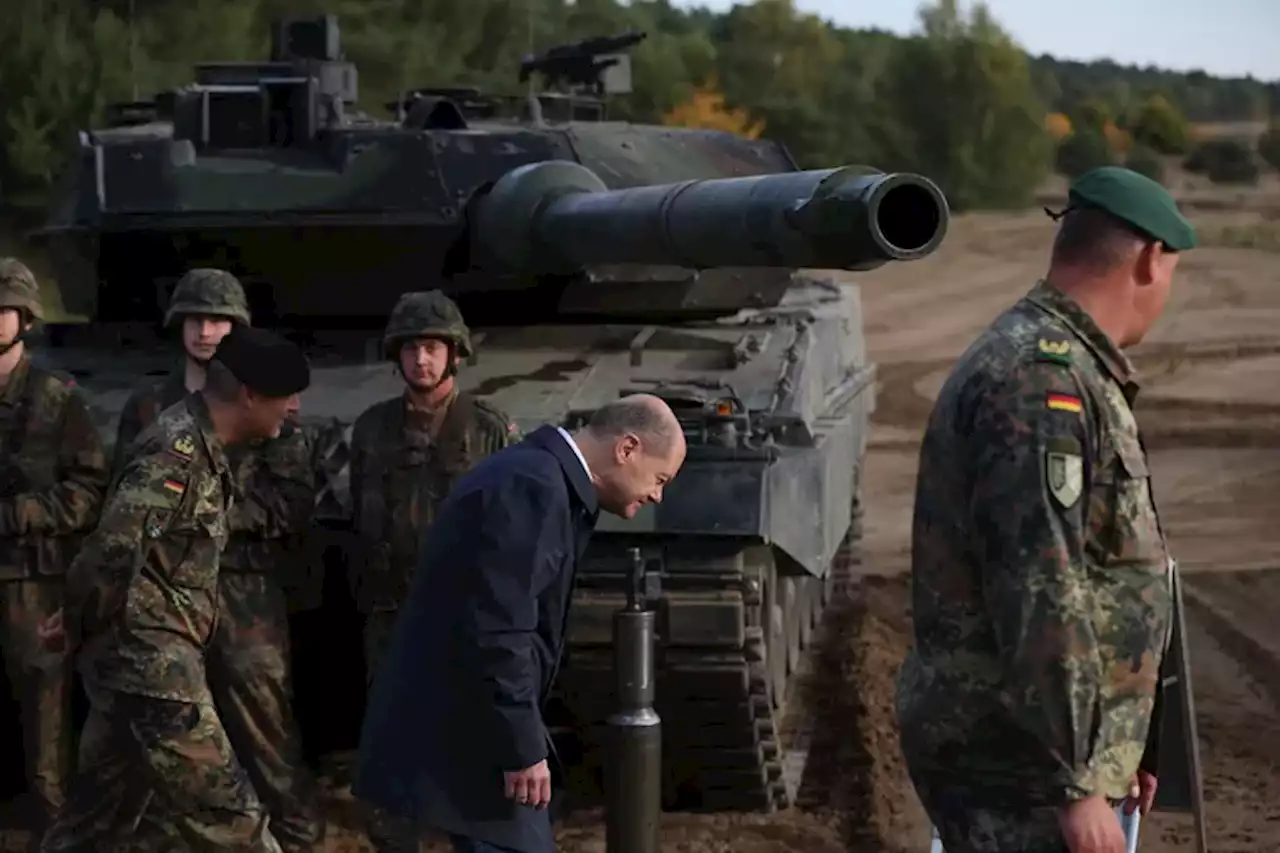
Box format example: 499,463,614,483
584,394,684,457
577,394,686,519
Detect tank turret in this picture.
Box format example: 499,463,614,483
462,161,949,276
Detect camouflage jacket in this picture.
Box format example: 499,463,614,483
113,367,339,599
348,390,515,612
112,370,188,476
69,393,234,703
896,279,1173,806
0,353,109,579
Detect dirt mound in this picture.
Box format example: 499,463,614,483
305,575,931,853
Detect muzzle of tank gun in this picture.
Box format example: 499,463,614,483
466,160,951,277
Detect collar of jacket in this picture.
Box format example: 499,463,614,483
525,424,598,518
186,391,231,478
1027,278,1139,393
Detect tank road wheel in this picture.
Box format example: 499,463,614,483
767,565,788,708
782,577,802,677
800,577,818,650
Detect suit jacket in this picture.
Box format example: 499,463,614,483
352,425,599,853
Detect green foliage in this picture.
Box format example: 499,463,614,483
1128,94,1191,155
1055,130,1115,178
0,0,1270,214
1184,138,1259,185
1124,145,1165,183
868,0,1052,210
1258,126,1280,172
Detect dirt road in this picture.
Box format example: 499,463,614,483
5,202,1280,852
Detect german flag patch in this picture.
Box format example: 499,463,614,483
162,479,187,496
1046,392,1083,413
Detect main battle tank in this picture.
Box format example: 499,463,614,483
30,16,950,812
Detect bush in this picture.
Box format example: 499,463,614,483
1258,126,1280,171
1124,145,1166,183
1184,138,1259,185
1055,129,1115,178
1129,94,1191,155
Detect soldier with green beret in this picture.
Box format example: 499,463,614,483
347,290,517,852
896,167,1195,853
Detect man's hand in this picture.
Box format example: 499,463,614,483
503,759,551,810
1058,794,1125,853
38,608,66,653
1123,770,1157,815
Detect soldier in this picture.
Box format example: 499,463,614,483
0,258,109,846
349,290,516,852
38,325,311,852
112,268,327,851
895,166,1196,853
113,268,251,473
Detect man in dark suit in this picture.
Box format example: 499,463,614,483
352,394,686,853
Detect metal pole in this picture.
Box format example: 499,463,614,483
605,547,661,853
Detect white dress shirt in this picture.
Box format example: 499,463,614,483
555,426,591,480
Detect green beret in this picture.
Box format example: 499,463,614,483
212,325,311,398
1066,166,1197,251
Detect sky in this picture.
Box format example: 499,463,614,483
672,0,1280,82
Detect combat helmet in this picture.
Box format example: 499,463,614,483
382,290,472,360
164,268,252,328
0,257,42,322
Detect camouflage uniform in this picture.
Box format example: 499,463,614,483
349,291,515,852
42,393,282,852
896,279,1174,853
112,268,252,473
0,259,109,841
110,269,327,851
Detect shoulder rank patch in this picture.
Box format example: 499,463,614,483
1036,334,1073,366
170,434,196,461
1046,448,1084,509
162,478,187,497
1046,391,1083,413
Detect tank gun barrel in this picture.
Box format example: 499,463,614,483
469,161,950,276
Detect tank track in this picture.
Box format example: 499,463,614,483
554,502,864,812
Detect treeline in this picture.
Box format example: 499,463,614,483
0,0,1276,215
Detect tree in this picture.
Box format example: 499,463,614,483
663,78,764,138
1129,93,1191,155
872,0,1052,210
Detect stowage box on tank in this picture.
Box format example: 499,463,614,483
31,15,950,812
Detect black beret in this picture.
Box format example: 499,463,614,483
212,325,310,398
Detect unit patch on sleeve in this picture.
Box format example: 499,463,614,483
1046,392,1083,414
1046,448,1084,509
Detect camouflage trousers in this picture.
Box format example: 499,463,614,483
908,773,1068,853
38,685,283,853
209,572,325,852
0,578,75,835
362,608,421,853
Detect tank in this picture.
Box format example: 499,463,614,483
28,16,950,812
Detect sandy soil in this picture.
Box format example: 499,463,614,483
5,198,1280,852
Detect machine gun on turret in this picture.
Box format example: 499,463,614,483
519,31,647,97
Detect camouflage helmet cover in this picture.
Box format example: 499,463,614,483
164,268,252,328
383,290,472,359
0,257,42,321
